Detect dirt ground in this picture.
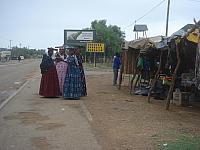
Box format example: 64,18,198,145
82,68,200,150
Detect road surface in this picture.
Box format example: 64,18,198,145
0,59,41,105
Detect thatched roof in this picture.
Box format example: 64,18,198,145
128,36,167,50
128,38,149,49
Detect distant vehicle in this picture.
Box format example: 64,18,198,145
11,56,18,60
20,56,24,60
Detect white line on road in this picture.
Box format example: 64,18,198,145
0,80,30,110
0,72,41,111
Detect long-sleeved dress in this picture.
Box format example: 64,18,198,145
56,55,68,95
39,54,60,97
76,55,87,96
63,55,82,99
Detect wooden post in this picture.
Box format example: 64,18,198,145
166,42,181,110
165,0,170,37
104,49,106,63
147,50,163,103
118,52,124,90
130,73,137,94
94,52,96,67
85,51,87,63
133,74,141,91
130,53,140,94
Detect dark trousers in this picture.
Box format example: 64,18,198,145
113,69,118,85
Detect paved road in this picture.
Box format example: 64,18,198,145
0,65,101,150
0,59,41,104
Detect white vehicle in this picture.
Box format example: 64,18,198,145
20,56,24,60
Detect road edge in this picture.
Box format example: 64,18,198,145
0,80,30,110
80,101,93,122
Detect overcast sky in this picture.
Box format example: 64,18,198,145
0,0,199,49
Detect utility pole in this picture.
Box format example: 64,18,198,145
20,43,22,49
9,40,12,50
165,0,170,37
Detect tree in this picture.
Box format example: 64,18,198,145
90,20,125,57
11,47,45,59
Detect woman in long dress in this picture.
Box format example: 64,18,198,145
39,48,60,97
55,48,68,96
63,49,82,100
75,48,87,96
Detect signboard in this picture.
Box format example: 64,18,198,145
86,43,104,52
0,51,11,57
64,30,95,45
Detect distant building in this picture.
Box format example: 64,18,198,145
133,24,148,39
0,50,11,62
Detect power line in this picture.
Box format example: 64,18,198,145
135,0,166,23
123,0,166,30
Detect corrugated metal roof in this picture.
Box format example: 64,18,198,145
168,24,198,42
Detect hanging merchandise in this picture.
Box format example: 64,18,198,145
162,76,172,86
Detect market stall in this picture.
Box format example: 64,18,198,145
165,22,200,109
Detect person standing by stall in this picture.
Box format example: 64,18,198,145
75,48,87,96
112,52,121,86
39,48,60,97
63,48,82,100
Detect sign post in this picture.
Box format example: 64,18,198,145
86,43,105,67
94,52,96,67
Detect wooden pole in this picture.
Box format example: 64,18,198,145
118,52,124,90
166,42,181,110
165,0,170,37
104,53,106,63
85,52,87,63
130,73,137,94
130,53,140,94
148,50,163,103
94,52,96,67
133,74,141,91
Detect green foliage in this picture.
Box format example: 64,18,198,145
90,19,125,56
11,47,45,59
159,133,200,150
83,62,112,72
159,135,200,150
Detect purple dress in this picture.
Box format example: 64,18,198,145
56,57,68,95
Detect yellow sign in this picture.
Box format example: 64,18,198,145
86,43,104,52
187,32,199,44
